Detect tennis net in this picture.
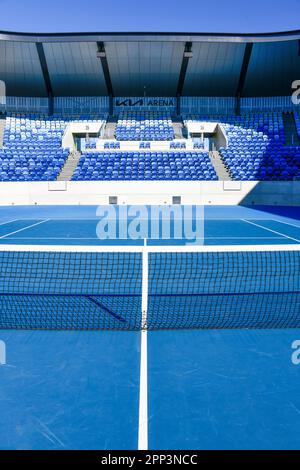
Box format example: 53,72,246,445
0,245,299,330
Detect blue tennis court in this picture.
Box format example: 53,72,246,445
0,204,299,245
0,204,300,450
1,329,300,449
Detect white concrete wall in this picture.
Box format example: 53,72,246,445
95,140,198,151
186,122,218,134
62,122,105,150
0,181,299,206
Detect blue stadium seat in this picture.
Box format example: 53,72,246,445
71,151,218,181
0,114,105,181
185,112,300,180
115,111,175,141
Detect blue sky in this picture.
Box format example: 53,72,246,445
0,0,299,33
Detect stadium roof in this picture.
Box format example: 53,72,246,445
0,30,299,97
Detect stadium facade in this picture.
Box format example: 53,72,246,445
0,30,299,206
0,30,299,109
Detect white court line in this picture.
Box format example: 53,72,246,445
138,240,148,451
270,218,300,229
0,243,299,253
0,219,19,227
242,219,300,244
205,237,287,240
241,218,300,230
205,218,267,221
0,219,51,240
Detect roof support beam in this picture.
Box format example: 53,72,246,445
235,42,253,115
36,42,54,115
97,41,114,115
176,42,193,115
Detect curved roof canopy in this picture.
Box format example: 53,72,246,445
0,30,299,97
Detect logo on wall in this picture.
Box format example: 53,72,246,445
115,98,175,108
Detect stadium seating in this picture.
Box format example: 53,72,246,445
140,142,151,149
219,113,300,180
2,110,300,182
104,142,120,149
170,142,186,149
0,114,105,181
185,112,300,180
295,111,300,140
193,142,205,149
115,111,175,141
85,140,97,150
72,151,217,181
0,115,69,181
